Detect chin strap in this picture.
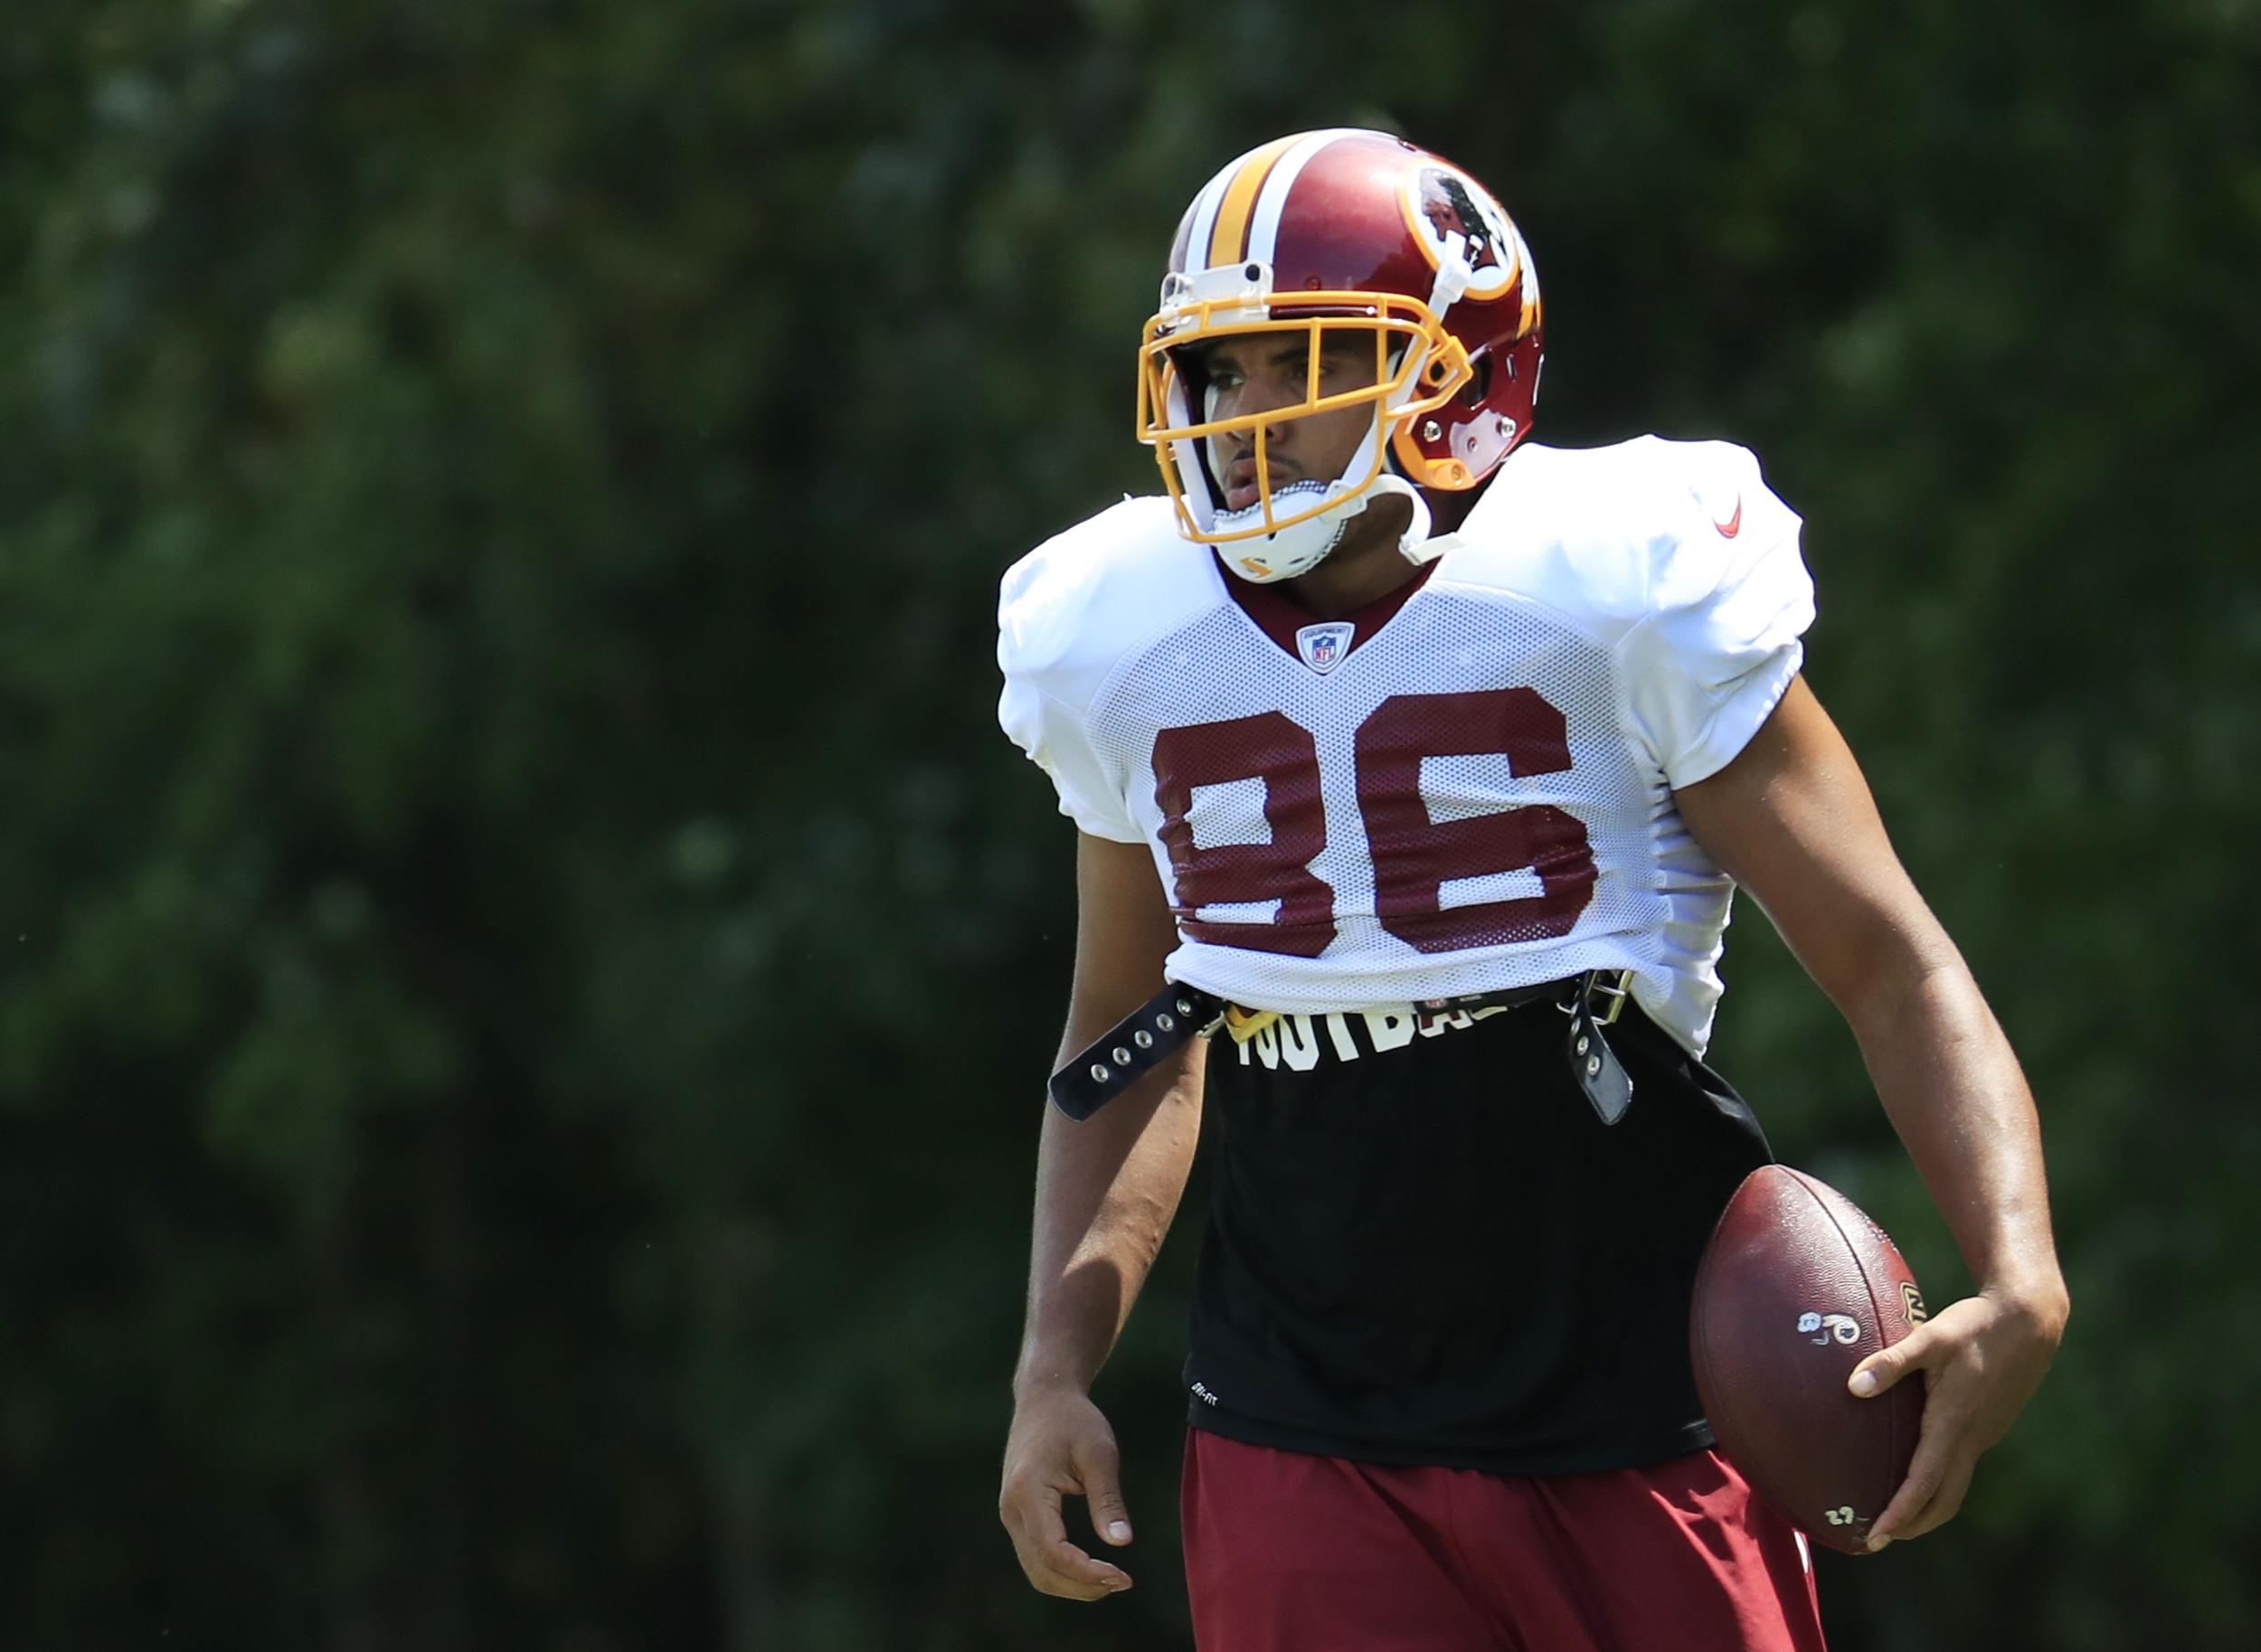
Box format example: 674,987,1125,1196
1372,477,1434,562
1211,454,1440,584
1427,230,1475,314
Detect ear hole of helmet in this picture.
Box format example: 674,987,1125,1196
1458,352,1494,407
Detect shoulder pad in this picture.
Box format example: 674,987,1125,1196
1441,437,1802,640
998,496,1219,715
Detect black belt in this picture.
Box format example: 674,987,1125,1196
1047,969,1636,1126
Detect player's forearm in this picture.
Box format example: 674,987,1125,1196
1013,1053,1205,1401
1844,957,2067,1323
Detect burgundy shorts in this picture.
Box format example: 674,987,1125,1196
1181,1429,1826,1652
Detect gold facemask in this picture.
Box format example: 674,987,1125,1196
1135,291,1478,546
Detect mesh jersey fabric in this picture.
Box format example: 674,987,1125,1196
996,435,1814,1056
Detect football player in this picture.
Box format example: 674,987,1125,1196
994,129,2067,1648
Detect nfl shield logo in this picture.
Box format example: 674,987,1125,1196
1295,621,1355,675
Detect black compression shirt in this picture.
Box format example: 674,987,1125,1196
1181,996,1771,1473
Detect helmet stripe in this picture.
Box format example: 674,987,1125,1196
1245,127,1385,271
1204,135,1301,269
1178,161,1236,278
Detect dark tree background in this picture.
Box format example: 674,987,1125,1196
4,1,2256,1647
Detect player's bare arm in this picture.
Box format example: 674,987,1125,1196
998,833,1206,1600
1674,675,2070,1549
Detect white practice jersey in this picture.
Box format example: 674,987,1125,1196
997,437,1814,1055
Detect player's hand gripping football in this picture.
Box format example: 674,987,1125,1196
1849,1286,2067,1549
999,1382,1137,1599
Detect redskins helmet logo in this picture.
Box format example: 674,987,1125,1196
1404,163,1538,313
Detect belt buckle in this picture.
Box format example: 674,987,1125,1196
1220,1004,1279,1044
1583,969,1632,1027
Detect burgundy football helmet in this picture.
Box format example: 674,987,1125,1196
1136,128,1544,581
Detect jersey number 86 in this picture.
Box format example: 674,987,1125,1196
1151,687,1597,958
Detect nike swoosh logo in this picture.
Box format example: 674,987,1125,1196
1714,497,1743,538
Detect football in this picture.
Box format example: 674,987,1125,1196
1689,1165,1929,1555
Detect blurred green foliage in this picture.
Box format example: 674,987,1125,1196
3,1,2257,1647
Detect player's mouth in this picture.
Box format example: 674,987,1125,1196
1223,455,1295,513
